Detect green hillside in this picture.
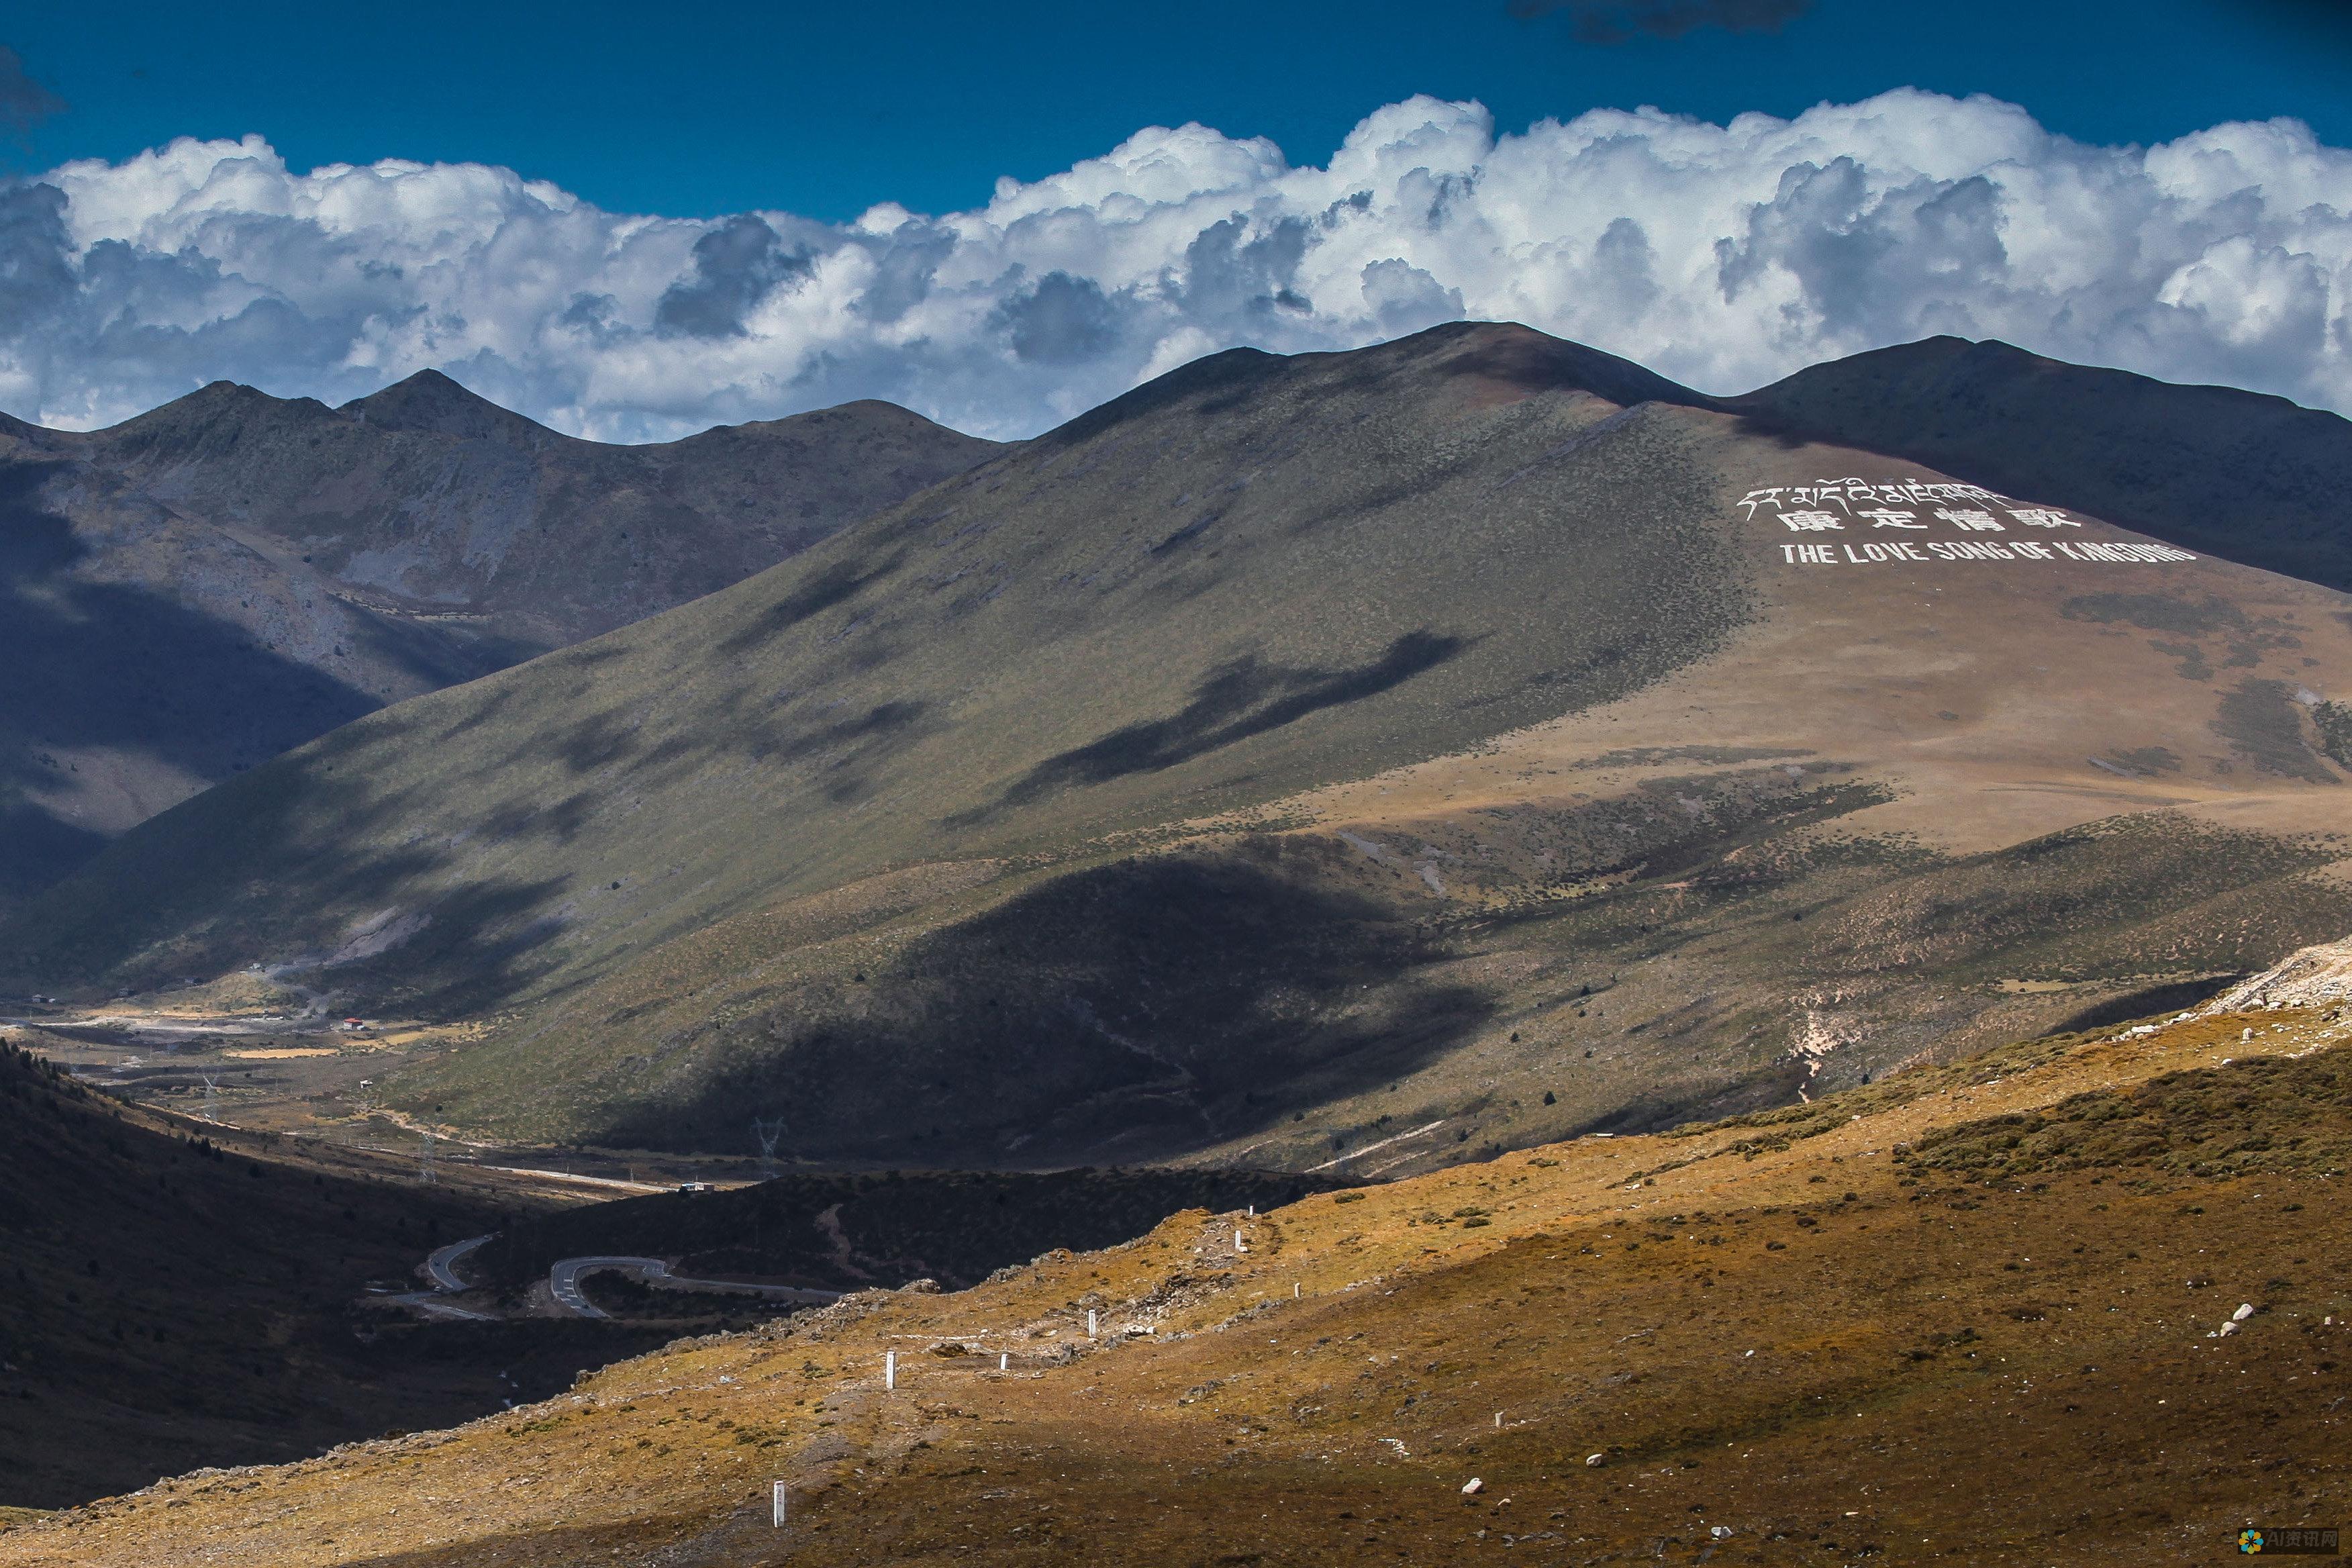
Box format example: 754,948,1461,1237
2,325,1753,1138
9,322,2352,1172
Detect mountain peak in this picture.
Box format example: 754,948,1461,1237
86,379,335,456
1397,320,1714,412
341,369,547,441
1049,321,1712,449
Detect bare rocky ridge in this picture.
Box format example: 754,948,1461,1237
2204,935,2352,1014
6,322,2352,1174
0,376,997,905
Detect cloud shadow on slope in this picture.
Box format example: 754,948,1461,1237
954,630,1468,824
597,844,1497,1165
716,553,907,655
0,466,389,901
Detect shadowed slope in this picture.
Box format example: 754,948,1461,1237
3,324,1754,1156
11,324,2352,1171
85,373,999,650
0,1040,530,1508
0,377,996,905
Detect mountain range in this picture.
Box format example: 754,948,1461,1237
0,375,995,905
5,322,2350,1176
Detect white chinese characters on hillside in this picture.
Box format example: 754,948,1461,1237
1736,478,2195,570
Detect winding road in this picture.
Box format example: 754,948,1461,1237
388,1234,840,1321
381,1232,499,1321
546,1257,840,1319
426,1233,495,1290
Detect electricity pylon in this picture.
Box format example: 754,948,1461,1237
752,1117,785,1180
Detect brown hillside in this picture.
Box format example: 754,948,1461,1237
1732,336,2352,591
0,1034,634,1508
5,999,2341,1564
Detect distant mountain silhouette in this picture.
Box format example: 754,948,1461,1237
0,375,997,904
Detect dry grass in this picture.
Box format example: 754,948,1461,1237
9,1003,2345,1566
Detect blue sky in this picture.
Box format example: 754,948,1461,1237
4,1,2350,438
7,0,2351,220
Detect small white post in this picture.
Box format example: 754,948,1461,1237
1234,1230,1248,1253
999,1353,1009,1371
1247,1204,1255,1217
884,1351,897,1391
1493,1410,1502,1428
772,1480,787,1526
1087,1310,1098,1338
1293,1282,1300,1299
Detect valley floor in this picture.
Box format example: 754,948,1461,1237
5,1003,2345,1566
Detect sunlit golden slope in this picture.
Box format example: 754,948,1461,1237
9,993,2344,1566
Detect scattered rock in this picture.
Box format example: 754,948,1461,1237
2205,938,2352,1014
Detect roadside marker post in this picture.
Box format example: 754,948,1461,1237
772,1481,787,1526
1087,1310,1097,1339
885,1351,897,1391
999,1353,1009,1371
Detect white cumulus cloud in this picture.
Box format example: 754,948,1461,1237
3,89,2349,440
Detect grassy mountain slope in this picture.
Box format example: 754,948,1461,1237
7,997,2340,1564
3,326,1755,1146
8,322,2352,1172
0,377,994,905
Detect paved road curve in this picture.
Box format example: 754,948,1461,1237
426,1233,495,1290
379,1232,500,1321
546,1256,840,1320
